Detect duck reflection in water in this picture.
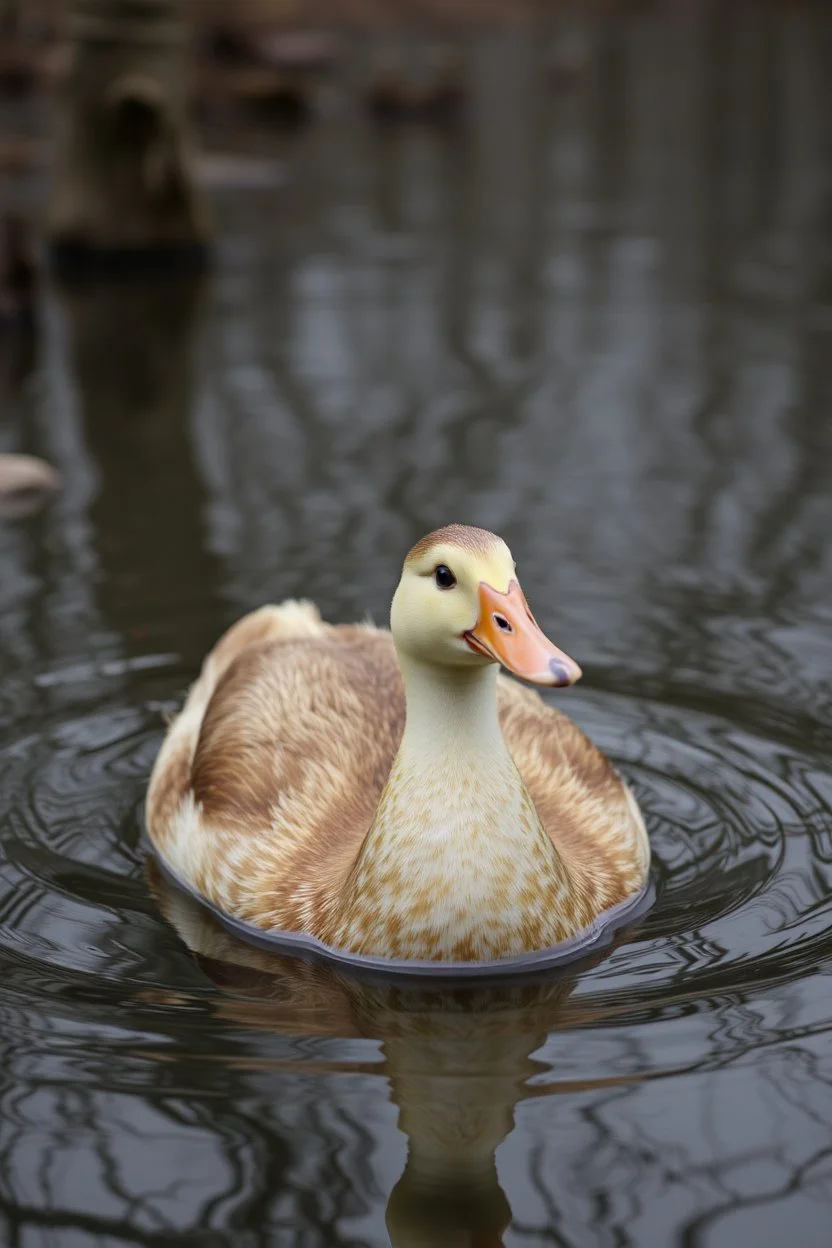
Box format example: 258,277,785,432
148,860,636,1247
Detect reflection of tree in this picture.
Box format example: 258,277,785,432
0,1080,292,1245
55,271,224,668
0,300,113,728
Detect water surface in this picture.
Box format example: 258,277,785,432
1,6,831,1245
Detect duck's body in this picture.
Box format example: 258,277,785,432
147,526,649,962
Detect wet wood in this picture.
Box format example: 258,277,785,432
46,0,210,270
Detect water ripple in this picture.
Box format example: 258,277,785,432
0,673,828,1066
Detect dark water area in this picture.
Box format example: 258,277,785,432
1,5,832,1244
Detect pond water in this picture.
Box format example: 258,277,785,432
1,6,831,1245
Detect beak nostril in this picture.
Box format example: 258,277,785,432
493,613,512,633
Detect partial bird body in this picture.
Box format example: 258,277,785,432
146,526,649,962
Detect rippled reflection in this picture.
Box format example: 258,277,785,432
0,3,830,1244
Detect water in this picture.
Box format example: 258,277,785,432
1,6,831,1244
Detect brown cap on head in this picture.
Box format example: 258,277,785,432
405,523,504,567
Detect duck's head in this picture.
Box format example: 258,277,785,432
390,524,582,688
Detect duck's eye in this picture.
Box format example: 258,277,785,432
434,564,456,590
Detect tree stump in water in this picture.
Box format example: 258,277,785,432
47,0,209,274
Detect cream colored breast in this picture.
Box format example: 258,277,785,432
326,751,576,961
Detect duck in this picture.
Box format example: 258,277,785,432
0,454,59,519
146,524,650,963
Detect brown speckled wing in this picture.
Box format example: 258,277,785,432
497,680,646,911
187,627,405,930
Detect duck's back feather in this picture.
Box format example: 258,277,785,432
146,602,648,940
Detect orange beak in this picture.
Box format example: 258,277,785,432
464,581,582,688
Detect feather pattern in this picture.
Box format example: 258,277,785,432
146,600,649,961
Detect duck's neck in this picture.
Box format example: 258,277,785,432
330,657,574,960
399,657,507,765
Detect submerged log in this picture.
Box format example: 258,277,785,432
47,0,209,274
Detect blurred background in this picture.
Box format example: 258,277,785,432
0,1,831,1245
